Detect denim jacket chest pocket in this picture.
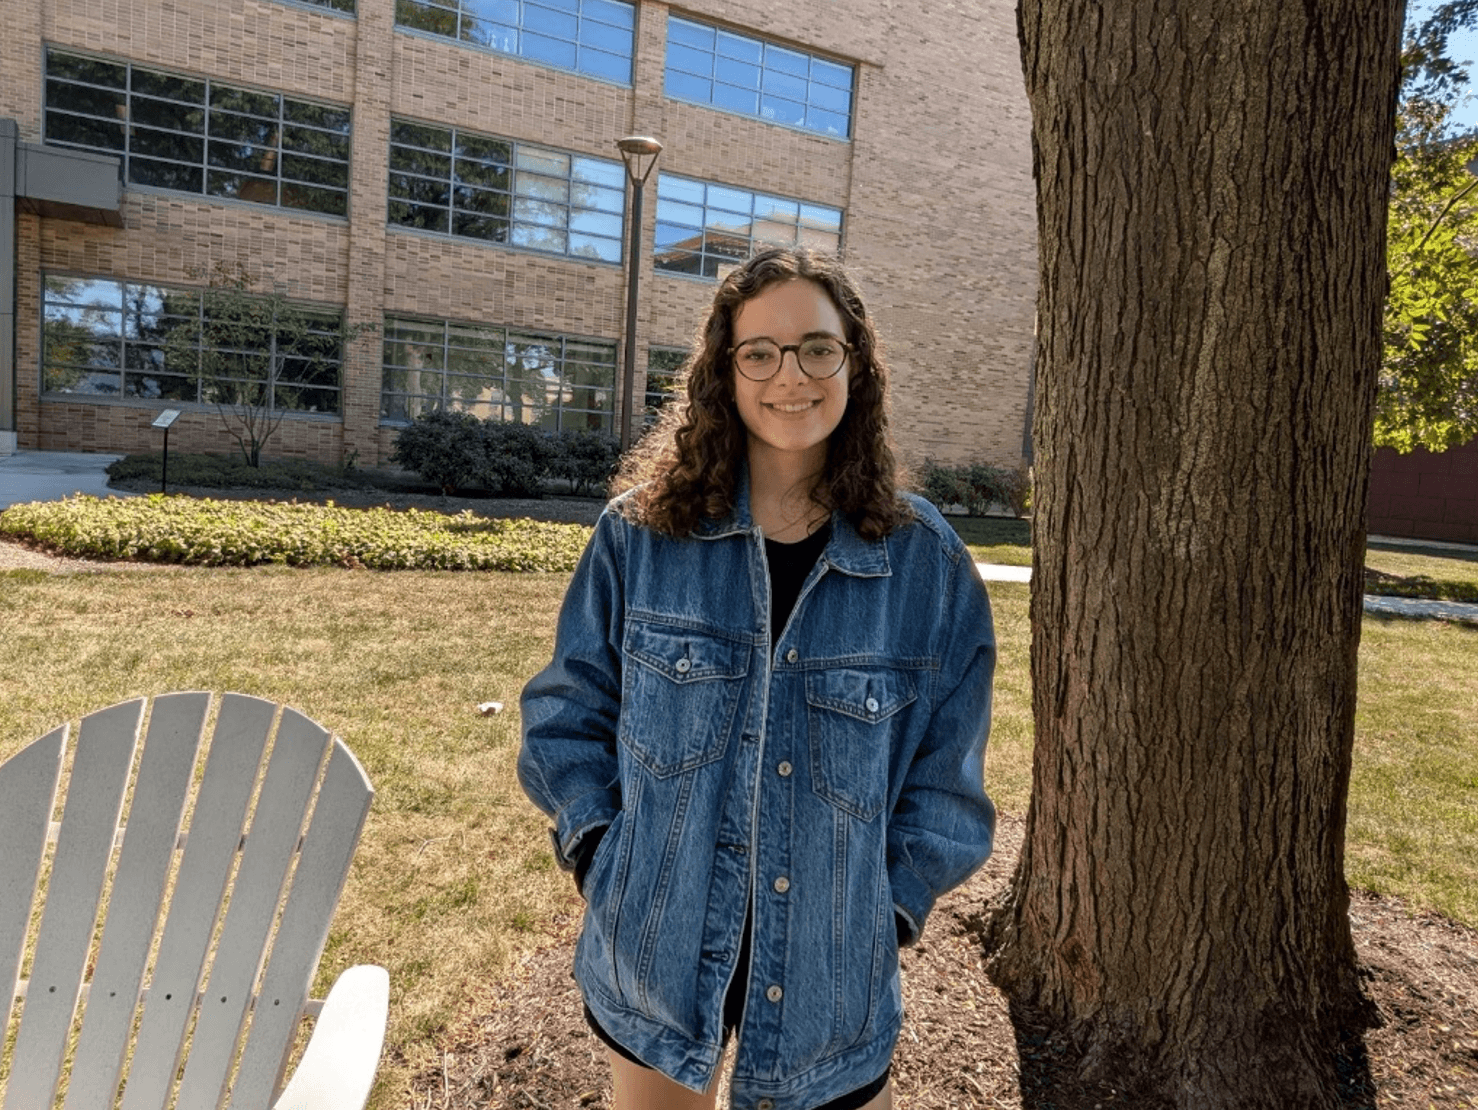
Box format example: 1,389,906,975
620,618,751,778
805,667,919,820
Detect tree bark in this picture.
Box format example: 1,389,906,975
985,2,1403,1106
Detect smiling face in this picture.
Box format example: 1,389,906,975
729,277,851,474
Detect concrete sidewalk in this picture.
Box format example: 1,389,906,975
975,561,1478,625
0,450,133,511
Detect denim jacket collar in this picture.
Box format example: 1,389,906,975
691,464,891,579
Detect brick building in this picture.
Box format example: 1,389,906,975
0,0,1036,470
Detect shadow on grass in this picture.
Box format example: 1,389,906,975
1367,539,1478,564
946,515,1032,550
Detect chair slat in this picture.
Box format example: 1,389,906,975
228,739,374,1110
63,692,211,1110
0,726,67,1035
4,699,145,1110
172,706,330,1110
119,695,277,1110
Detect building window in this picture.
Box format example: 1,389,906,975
382,316,616,431
281,0,355,12
395,0,635,83
43,50,352,218
645,346,686,419
42,275,345,413
388,121,626,263
664,16,853,138
653,174,842,278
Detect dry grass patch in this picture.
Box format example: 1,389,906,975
3,554,1474,1108
0,565,575,1109
983,581,1032,812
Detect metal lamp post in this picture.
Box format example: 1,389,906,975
615,135,663,452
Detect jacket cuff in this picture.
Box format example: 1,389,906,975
888,861,933,945
552,787,619,869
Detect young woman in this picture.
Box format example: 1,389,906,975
519,247,996,1110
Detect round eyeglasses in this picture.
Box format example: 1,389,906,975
729,337,853,381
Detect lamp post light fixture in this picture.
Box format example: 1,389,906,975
615,135,663,452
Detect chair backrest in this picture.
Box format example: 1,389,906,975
0,692,374,1110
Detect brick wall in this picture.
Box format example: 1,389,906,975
1368,440,1478,545
8,0,1037,470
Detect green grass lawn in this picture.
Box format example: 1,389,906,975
1,518,1474,1108
1364,540,1478,603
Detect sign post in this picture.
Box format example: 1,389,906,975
151,409,182,492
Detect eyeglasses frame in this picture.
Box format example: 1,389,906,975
726,337,856,382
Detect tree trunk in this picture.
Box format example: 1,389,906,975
985,2,1402,1106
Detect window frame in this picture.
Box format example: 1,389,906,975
381,314,619,432
271,0,356,15
663,15,854,139
42,47,353,219
644,345,687,421
652,172,843,280
393,0,636,86
387,118,627,265
40,272,347,417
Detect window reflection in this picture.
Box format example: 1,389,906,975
43,49,351,218
653,174,842,278
381,315,617,431
41,274,345,413
388,120,624,263
395,0,634,84
663,16,854,138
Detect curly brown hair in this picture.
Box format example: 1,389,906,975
616,247,911,540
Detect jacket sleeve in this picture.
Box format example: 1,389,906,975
518,507,626,872
887,542,996,945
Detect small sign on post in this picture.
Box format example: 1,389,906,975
151,409,182,493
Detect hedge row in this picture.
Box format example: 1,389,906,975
917,460,1031,518
0,495,591,572
391,412,620,498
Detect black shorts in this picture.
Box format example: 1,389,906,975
584,1005,891,1110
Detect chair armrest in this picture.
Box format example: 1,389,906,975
271,965,389,1110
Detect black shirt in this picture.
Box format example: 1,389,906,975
765,522,831,644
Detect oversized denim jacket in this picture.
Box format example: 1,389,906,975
518,482,995,1109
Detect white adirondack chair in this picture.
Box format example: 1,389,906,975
0,692,388,1110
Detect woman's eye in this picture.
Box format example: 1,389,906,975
803,342,837,357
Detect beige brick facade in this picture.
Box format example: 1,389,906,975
4,0,1037,470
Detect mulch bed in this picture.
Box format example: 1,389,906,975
406,815,1478,1109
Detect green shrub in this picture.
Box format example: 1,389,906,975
389,411,484,495
918,460,1031,518
478,422,557,498
391,412,620,499
546,429,621,497
0,495,591,572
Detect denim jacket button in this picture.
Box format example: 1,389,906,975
784,648,799,664
776,760,792,777
758,1101,775,1110
675,657,692,673
865,696,880,713
773,875,790,893
766,984,783,1003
